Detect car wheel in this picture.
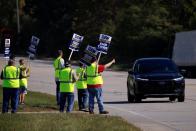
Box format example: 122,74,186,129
127,88,134,103
178,94,185,102
169,96,176,102
135,95,142,103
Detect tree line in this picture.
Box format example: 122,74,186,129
0,0,196,63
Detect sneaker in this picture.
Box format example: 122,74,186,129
99,110,109,114
89,111,94,114
11,111,17,114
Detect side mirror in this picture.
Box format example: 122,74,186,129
128,69,134,74
180,69,186,76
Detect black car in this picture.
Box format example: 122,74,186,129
127,58,185,103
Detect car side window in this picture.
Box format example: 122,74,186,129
134,63,139,73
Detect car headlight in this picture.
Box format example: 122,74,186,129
173,76,184,81
136,77,149,81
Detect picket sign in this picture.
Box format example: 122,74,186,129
95,34,112,74
97,34,112,54
79,45,98,66
26,36,40,67
96,34,112,61
68,33,84,60
27,36,40,58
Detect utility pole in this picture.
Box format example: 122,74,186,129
16,0,20,34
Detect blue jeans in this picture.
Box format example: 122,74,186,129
56,81,60,105
59,92,74,112
77,89,88,110
88,87,104,112
2,88,19,113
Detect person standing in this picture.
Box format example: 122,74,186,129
87,58,115,114
76,63,88,111
59,61,78,113
19,59,30,104
53,50,65,105
1,59,21,113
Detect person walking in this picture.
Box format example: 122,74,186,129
1,59,21,113
59,61,78,113
19,59,30,104
76,63,88,111
53,50,65,105
87,57,115,114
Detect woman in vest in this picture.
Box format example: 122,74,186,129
87,58,115,114
19,59,30,104
76,63,88,111
59,61,78,112
1,59,21,113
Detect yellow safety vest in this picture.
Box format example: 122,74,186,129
53,56,62,78
86,62,103,85
19,65,29,87
76,67,87,89
2,66,20,88
59,67,74,92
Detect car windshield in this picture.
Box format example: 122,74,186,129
135,60,178,74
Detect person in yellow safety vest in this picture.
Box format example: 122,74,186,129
87,57,115,114
59,61,78,112
19,59,30,104
76,63,88,111
53,50,65,105
1,59,22,113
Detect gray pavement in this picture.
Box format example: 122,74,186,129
1,57,196,131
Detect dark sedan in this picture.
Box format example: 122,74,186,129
127,58,185,103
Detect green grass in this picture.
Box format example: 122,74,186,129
0,113,140,131
0,86,141,131
0,87,77,112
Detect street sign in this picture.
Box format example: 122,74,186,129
5,39,11,48
80,45,98,66
4,39,11,59
4,48,10,58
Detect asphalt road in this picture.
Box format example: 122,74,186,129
1,57,196,131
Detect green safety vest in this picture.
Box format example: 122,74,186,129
76,67,87,89
53,56,62,78
59,67,74,92
19,65,28,87
86,62,103,85
2,66,20,88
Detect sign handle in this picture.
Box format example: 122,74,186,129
27,56,31,69
5,57,8,65
68,49,74,61
95,52,102,75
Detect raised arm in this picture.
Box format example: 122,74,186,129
104,59,115,69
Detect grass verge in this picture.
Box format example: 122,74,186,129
0,113,140,131
0,87,77,112
0,86,141,131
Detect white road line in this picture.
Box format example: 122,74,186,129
105,104,180,131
